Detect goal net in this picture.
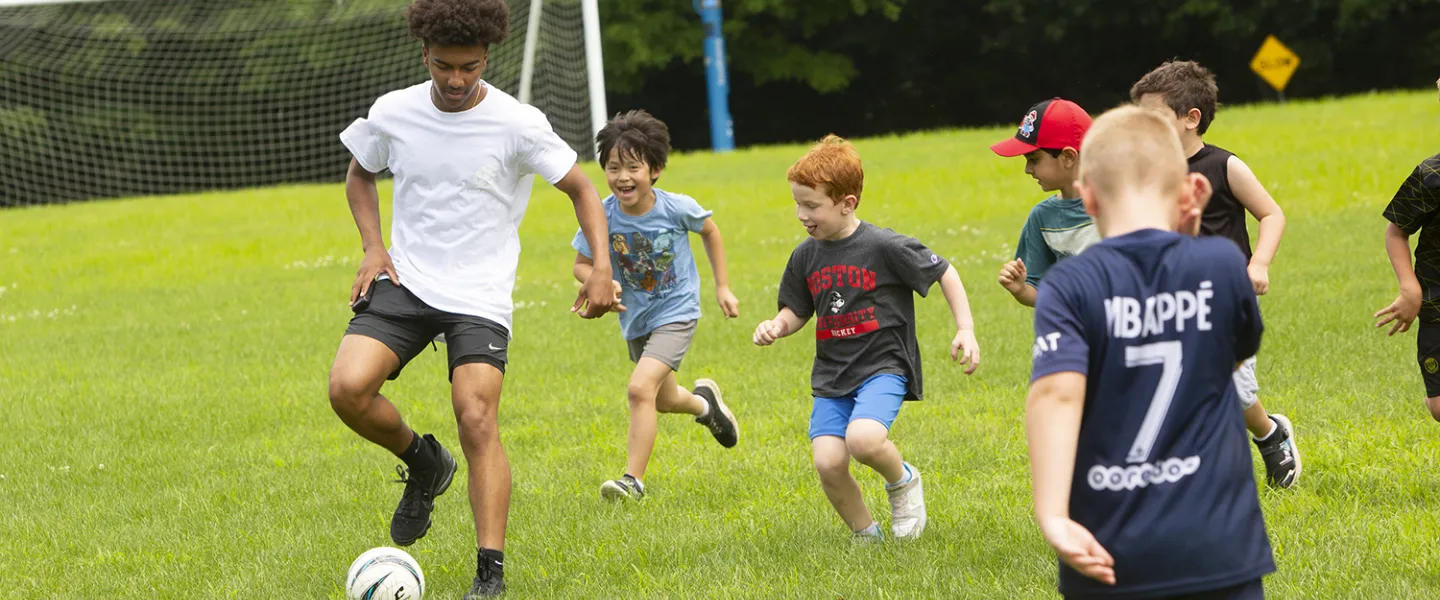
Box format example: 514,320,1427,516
0,0,602,207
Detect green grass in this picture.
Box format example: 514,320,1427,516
3,90,1439,599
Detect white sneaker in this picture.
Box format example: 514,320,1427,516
886,463,926,539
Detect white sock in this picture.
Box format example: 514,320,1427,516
1252,418,1278,442
692,387,711,418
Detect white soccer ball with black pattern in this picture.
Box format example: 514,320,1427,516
346,547,425,600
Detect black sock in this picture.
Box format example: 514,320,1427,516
399,432,436,472
479,548,504,576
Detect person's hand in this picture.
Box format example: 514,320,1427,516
1039,516,1116,586
716,286,740,318
351,247,399,305
1375,290,1421,336
572,268,624,318
951,328,980,375
753,319,785,346
1247,264,1270,296
997,259,1028,295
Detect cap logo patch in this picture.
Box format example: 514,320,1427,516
1018,110,1038,139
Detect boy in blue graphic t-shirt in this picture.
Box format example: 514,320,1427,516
571,110,740,502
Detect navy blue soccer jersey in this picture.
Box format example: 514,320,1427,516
1031,229,1275,598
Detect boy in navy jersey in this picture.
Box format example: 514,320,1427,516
1130,61,1300,489
1027,106,1275,599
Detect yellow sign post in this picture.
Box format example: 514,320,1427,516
1250,35,1300,99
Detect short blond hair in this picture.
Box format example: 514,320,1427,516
787,134,863,204
1079,105,1186,204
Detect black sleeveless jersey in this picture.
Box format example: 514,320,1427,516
1189,144,1252,260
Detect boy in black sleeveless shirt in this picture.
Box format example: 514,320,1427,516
1130,60,1302,490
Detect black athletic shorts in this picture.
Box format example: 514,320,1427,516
345,281,509,381
1417,321,1440,398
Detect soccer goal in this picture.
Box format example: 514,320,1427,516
0,0,606,207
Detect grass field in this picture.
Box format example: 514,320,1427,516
3,90,1440,599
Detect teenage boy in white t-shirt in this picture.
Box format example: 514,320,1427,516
328,1,616,597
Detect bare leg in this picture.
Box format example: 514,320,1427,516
451,362,509,551
812,435,873,532
844,419,905,484
653,370,707,416
328,334,412,455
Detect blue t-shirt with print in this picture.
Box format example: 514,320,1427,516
572,188,713,340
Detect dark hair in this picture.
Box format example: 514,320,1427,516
405,0,510,48
1042,148,1063,158
595,110,671,183
1129,60,1220,135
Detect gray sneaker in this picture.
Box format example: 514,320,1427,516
599,474,645,501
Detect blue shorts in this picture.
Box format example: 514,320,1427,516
808,374,908,439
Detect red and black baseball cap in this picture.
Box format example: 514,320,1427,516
990,98,1093,157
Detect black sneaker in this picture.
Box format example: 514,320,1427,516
1255,414,1301,488
463,553,505,598
389,434,458,546
692,378,738,448
599,474,645,501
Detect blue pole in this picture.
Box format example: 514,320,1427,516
695,0,734,151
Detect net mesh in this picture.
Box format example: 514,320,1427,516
0,0,596,207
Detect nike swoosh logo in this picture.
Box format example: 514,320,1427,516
488,343,505,351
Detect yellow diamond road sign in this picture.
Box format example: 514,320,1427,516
1250,35,1300,92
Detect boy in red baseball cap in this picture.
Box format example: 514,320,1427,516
992,98,1098,307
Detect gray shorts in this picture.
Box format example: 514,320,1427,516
626,320,697,371
1234,356,1259,410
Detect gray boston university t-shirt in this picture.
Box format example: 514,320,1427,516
778,222,950,400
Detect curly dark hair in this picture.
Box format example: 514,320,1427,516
405,0,510,48
596,110,671,183
1130,60,1220,135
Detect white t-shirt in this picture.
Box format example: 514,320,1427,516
339,81,578,332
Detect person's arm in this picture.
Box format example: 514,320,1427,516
1003,210,1053,307
752,307,809,346
698,218,739,318
554,165,618,318
572,252,593,284
938,264,980,373
345,158,399,304
1227,156,1285,295
1027,267,1114,584
1026,371,1116,585
997,259,1038,307
1375,223,1421,335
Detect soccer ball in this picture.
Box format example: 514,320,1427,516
346,547,425,600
